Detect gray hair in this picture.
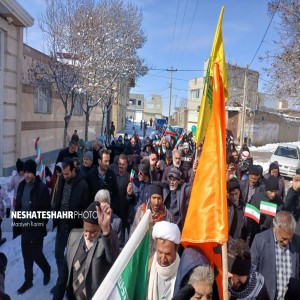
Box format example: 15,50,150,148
273,211,296,234
94,189,111,204
188,265,214,286
172,149,182,157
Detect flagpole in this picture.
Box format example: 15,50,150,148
222,243,229,300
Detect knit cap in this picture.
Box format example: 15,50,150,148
265,175,279,191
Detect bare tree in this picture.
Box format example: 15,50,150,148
70,0,147,141
262,0,300,102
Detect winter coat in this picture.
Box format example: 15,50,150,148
246,191,284,246
127,179,151,224
264,173,285,201
55,228,119,300
76,139,85,165
227,199,247,240
239,179,263,203
180,151,194,182
86,167,117,211
0,188,10,219
7,174,24,199
13,176,51,239
163,183,191,231
284,186,300,234
55,147,77,164
173,247,211,295
53,170,89,230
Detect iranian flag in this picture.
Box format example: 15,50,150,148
92,210,151,300
260,201,277,217
164,125,177,137
130,169,135,182
244,203,260,223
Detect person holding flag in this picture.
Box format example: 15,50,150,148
246,175,284,246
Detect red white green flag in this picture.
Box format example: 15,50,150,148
164,125,177,137
260,201,277,217
92,210,151,300
244,203,260,223
130,169,135,182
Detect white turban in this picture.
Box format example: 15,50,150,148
152,221,181,245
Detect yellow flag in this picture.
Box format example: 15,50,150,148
195,6,227,145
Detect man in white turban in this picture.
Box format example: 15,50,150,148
147,221,181,300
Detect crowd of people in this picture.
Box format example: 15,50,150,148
0,126,300,299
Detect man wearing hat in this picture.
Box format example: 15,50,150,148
240,165,264,203
228,239,268,299
54,196,119,299
227,179,246,240
264,161,285,201
251,211,300,300
285,168,300,234
131,181,172,244
148,221,181,300
162,150,184,183
127,157,152,226
247,175,284,245
163,167,191,231
80,151,95,176
13,159,51,294
181,142,194,182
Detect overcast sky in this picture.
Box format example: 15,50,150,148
19,0,279,115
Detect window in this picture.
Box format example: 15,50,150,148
147,104,154,109
74,94,83,116
191,89,200,99
34,81,51,113
156,104,160,109
138,100,141,106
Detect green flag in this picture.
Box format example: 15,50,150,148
92,210,151,300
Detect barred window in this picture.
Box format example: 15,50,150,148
34,81,51,113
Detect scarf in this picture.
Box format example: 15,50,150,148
228,265,265,299
147,252,180,300
141,202,167,225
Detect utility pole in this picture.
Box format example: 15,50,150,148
167,67,177,123
240,65,248,148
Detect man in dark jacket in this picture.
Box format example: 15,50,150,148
86,148,117,211
247,175,284,246
285,169,300,234
163,167,191,231
227,179,246,240
52,157,89,295
53,201,119,300
126,158,152,225
13,159,51,294
55,140,77,164
181,142,194,182
228,239,269,300
162,150,184,183
239,165,263,203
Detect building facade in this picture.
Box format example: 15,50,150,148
0,0,34,176
127,93,144,122
143,94,163,122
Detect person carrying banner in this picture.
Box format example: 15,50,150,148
148,221,181,300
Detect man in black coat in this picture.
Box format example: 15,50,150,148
86,148,117,211
52,157,89,294
163,167,191,231
284,169,300,234
13,159,51,294
55,140,77,164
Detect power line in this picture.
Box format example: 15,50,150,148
169,0,181,60
178,0,200,62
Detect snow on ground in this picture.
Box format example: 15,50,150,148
0,125,299,299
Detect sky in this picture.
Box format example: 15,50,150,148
19,0,280,116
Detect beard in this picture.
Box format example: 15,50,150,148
84,236,96,251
